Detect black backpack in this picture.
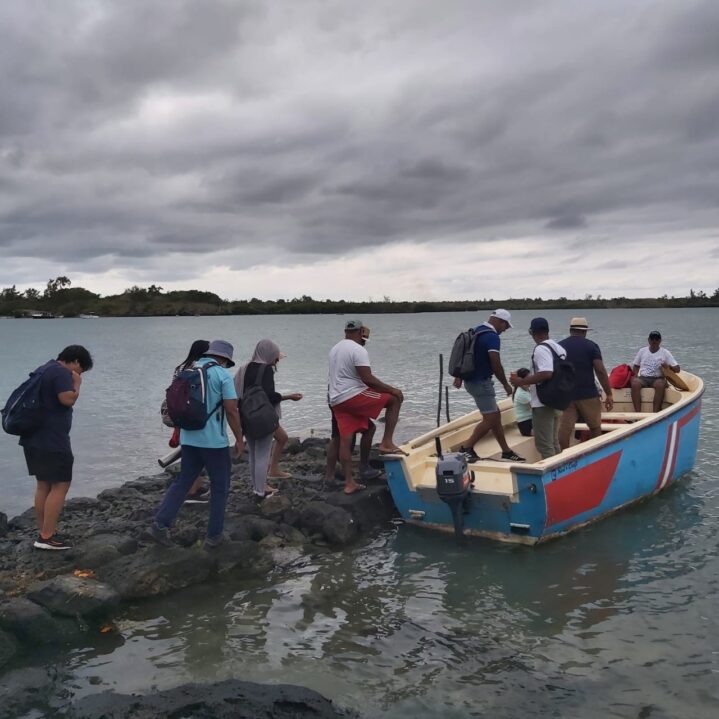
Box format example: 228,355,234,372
1,366,49,436
239,364,279,440
535,343,576,410
448,326,494,379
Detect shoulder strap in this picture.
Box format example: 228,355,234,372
254,363,267,387
539,341,560,360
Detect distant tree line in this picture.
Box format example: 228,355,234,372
1,278,718,318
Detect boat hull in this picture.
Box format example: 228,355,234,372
385,396,702,545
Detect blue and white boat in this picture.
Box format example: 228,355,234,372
384,372,703,544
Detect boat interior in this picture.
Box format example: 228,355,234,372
397,372,702,497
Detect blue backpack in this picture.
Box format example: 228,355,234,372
1,367,48,436
164,361,223,430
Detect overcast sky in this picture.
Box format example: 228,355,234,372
1,0,717,301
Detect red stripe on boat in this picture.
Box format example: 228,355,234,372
546,451,622,527
654,402,701,491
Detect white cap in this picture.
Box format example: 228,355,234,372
490,309,513,328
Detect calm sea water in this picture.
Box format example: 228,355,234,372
1,309,717,717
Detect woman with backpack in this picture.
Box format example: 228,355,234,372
235,339,302,500
164,339,210,503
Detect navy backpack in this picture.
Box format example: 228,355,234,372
164,361,223,430
1,367,48,436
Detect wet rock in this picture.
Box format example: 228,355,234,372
0,513,7,538
64,497,102,513
326,485,396,532
260,494,292,519
171,526,200,547
244,516,278,541
300,502,357,546
209,540,274,578
97,547,212,599
66,533,138,569
0,629,17,667
285,436,303,454
26,575,121,617
0,597,85,644
0,667,56,717
68,678,357,719
8,508,35,532
275,523,308,545
225,517,252,541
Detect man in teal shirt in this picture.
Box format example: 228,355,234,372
151,339,244,548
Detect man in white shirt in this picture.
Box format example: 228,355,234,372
328,319,404,494
510,317,567,459
631,331,680,412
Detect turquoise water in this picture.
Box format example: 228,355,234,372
1,309,717,716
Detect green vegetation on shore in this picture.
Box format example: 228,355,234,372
1,277,718,317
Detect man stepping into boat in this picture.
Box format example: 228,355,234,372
558,317,613,450
453,309,525,462
510,317,566,460
328,320,404,494
631,331,679,413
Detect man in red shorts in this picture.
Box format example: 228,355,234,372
328,320,404,494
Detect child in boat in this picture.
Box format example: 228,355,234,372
512,368,533,436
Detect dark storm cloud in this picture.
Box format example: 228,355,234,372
0,0,718,289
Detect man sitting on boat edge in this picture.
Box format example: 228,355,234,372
631,331,679,413
328,319,404,494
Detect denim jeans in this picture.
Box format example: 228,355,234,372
155,444,231,539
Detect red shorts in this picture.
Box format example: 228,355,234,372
331,390,391,436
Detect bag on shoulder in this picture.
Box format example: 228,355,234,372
609,364,634,389
164,361,222,430
1,367,48,436
448,326,493,379
535,343,576,410
240,364,279,440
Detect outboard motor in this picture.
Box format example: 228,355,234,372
435,437,472,544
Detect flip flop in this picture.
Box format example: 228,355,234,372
267,471,293,480
378,447,409,456
343,483,367,495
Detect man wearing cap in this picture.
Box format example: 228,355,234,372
150,339,245,548
453,309,524,462
557,317,613,450
631,331,680,412
328,320,404,494
510,318,567,459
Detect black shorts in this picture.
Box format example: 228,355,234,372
23,447,74,484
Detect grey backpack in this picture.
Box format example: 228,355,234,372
239,364,279,440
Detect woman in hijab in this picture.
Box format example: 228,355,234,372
235,339,302,499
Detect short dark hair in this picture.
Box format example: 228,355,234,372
57,345,93,372
517,367,531,379
648,331,662,340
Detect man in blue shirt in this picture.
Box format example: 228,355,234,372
151,339,245,548
453,309,525,462
20,345,93,550
558,317,613,450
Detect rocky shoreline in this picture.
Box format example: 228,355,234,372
0,436,395,717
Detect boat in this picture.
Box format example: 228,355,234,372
383,372,703,545
78,313,100,319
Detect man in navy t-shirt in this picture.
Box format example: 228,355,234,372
19,345,93,550
557,317,613,450
453,309,524,462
